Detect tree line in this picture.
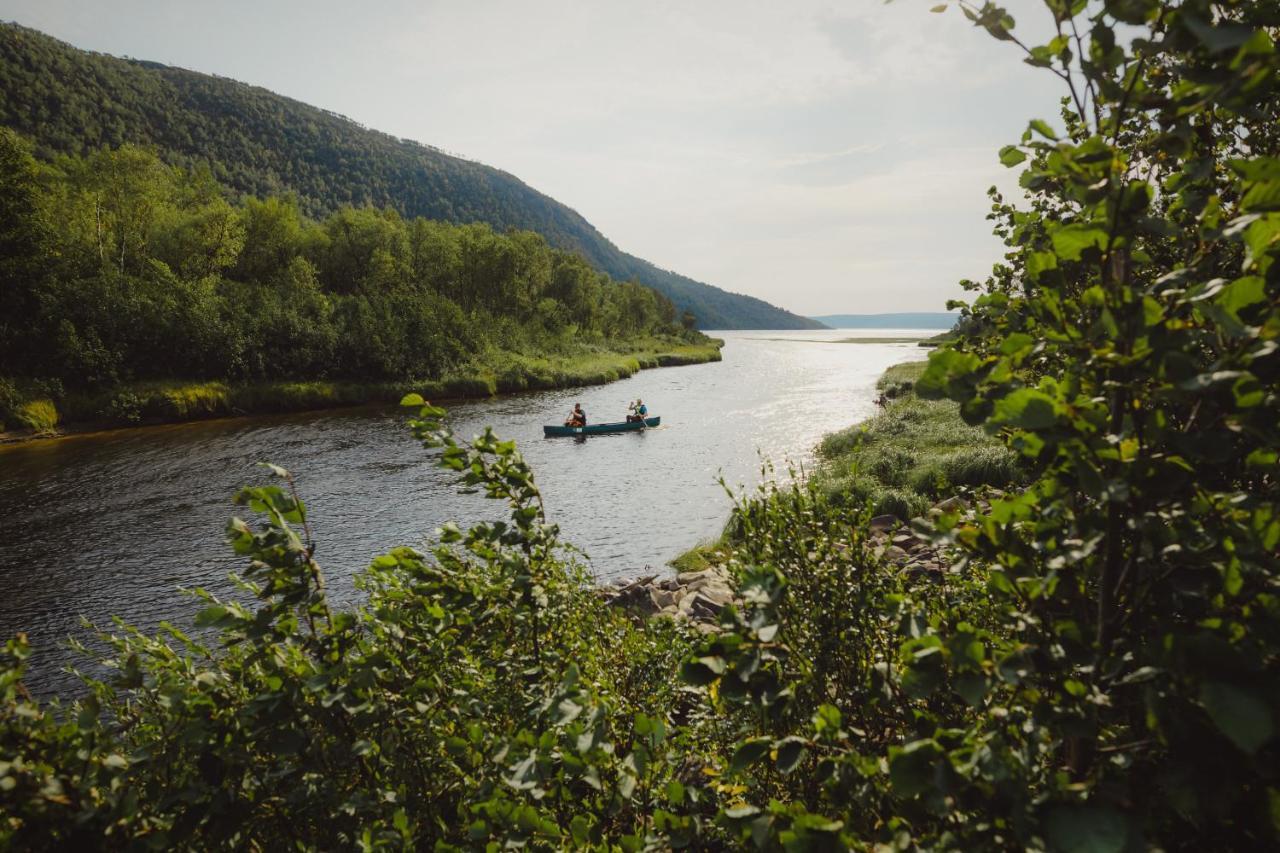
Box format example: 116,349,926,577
0,129,688,398
0,22,820,330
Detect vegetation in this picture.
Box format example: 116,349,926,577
814,362,1021,519
0,23,820,331
3,1,1279,850
0,132,718,433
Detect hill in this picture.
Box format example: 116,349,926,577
0,22,821,330
809,312,958,329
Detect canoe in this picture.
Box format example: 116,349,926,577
543,416,660,437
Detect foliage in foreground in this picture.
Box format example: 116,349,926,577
3,0,1280,850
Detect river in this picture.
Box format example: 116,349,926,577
0,329,931,695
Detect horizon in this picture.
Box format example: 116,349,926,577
0,0,1057,318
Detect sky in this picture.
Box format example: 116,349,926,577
0,0,1067,316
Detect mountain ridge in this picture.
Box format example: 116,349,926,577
0,22,823,330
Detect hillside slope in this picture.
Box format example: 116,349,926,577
0,23,821,330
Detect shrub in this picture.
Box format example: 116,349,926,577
15,399,58,433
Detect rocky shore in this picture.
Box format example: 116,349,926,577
602,494,980,628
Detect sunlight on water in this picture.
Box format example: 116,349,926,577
0,329,932,694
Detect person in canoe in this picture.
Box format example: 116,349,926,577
626,399,648,422
565,403,586,427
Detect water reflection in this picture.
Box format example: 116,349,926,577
0,329,930,694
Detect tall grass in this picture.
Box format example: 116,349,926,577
812,362,1022,519
8,336,724,437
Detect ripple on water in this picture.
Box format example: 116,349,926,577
0,330,932,695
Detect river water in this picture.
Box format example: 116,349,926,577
0,329,931,695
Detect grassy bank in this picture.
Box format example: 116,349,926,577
670,360,1021,570
0,336,722,442
811,361,1019,519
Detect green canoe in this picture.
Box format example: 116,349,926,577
543,416,660,437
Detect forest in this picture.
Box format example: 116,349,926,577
2,0,1278,850
0,129,713,432
0,22,822,331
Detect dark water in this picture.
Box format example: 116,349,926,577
0,330,929,695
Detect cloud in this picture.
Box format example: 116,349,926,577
1,0,1067,313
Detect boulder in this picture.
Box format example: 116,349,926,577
868,514,900,531
932,496,968,513
650,587,679,610
880,545,909,564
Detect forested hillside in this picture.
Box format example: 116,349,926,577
0,22,820,330
0,129,717,432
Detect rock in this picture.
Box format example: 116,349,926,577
869,514,900,531
697,584,734,607
689,593,722,620
650,587,678,610
676,569,714,585
615,574,657,594
881,545,909,564
892,533,921,549
694,622,720,635
932,496,968,513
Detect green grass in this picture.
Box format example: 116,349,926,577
812,362,1021,520
3,337,724,439
668,537,730,574
14,399,59,434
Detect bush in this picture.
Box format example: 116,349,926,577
0,378,20,431
14,398,58,433
102,390,143,424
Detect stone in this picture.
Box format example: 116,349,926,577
676,569,714,585
933,496,968,513
881,545,909,563
650,587,678,610
869,514,900,531
689,593,722,620
697,584,734,607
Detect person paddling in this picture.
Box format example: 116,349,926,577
565,403,586,427
626,398,649,425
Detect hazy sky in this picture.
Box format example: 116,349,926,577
0,0,1066,315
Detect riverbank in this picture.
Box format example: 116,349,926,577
667,359,1021,571
0,336,722,445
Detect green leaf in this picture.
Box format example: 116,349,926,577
1051,223,1109,260
399,392,426,407
930,4,947,12
730,737,773,773
992,388,1058,429
774,736,807,774
681,656,725,686
1029,118,1058,140
1242,215,1280,269
1200,682,1274,754
1242,180,1280,212
1182,15,1257,53
1215,276,1266,319
1000,145,1027,167
887,739,943,798
1043,804,1135,853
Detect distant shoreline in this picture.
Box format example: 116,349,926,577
0,341,722,448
